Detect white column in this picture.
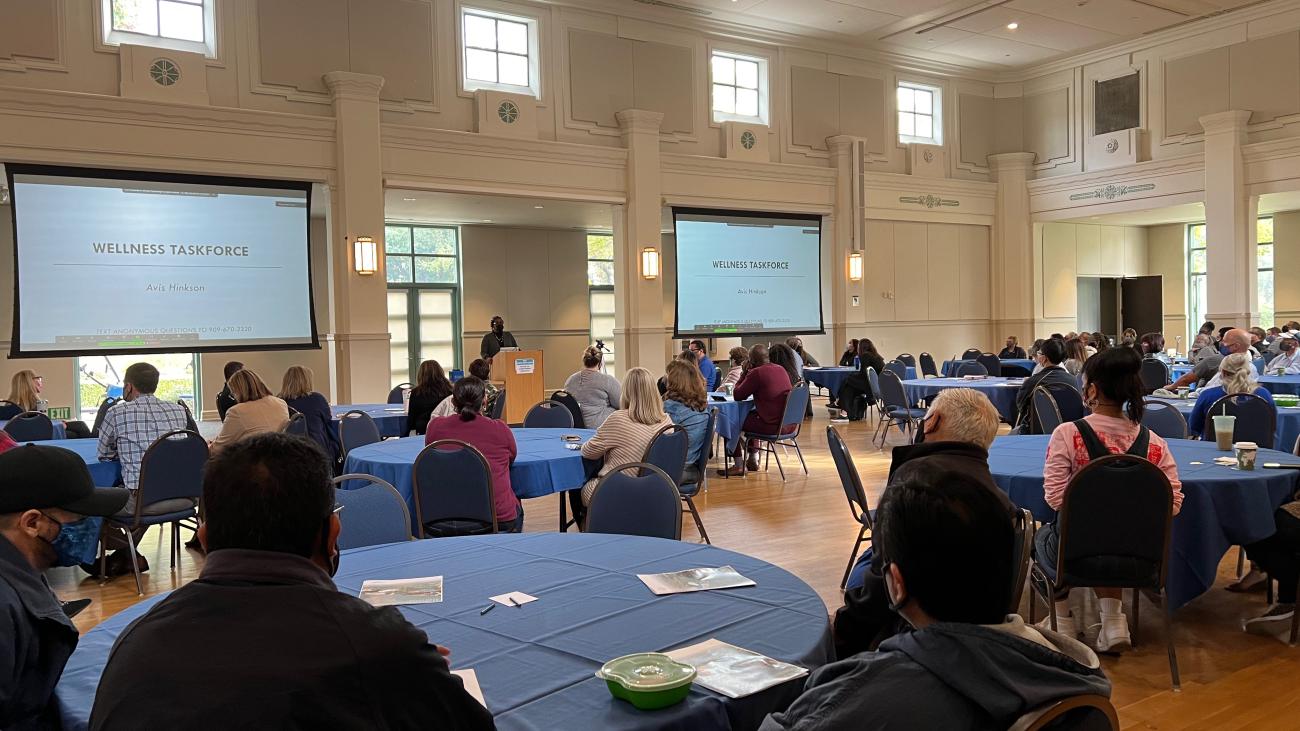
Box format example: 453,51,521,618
613,109,669,371
988,152,1036,341
827,135,865,354
323,71,389,403
1200,110,1257,327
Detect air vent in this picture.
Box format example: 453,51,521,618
631,0,712,17
149,58,180,86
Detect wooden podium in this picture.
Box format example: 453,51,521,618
495,349,545,424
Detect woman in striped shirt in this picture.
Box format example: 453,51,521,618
579,367,672,505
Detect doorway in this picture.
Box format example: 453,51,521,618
1076,275,1163,342
76,353,199,422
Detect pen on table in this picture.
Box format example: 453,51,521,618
480,603,495,616
508,596,521,608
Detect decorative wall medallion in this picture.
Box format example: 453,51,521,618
149,58,180,86
740,130,756,150
1104,138,1119,154
1068,183,1155,201
497,100,519,124
899,194,959,209
922,150,935,163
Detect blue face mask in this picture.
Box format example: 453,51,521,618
41,514,101,567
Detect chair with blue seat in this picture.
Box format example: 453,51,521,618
865,367,885,429
1032,387,1064,435
178,401,199,433
523,400,574,429
1209,392,1276,450
332,474,413,549
1043,381,1087,422
1141,399,1189,440
640,423,689,486
1140,358,1171,394
339,410,382,460
1009,694,1119,731
489,390,507,421
387,383,412,405
549,390,585,429
90,397,120,437
283,411,308,436
586,463,682,540
918,352,939,378
828,426,873,588
876,370,927,446
885,360,908,382
3,411,54,442
101,429,207,595
895,353,916,368
413,439,497,538
711,369,724,392
1009,508,1036,615
743,384,810,480
961,348,983,361
977,352,1002,376
678,410,717,544
955,361,988,377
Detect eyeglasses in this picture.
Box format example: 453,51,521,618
332,503,345,515
33,376,43,381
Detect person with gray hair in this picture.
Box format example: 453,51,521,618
1190,333,1219,363
1187,352,1275,439
1171,327,1255,391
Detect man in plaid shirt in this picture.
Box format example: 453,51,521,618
94,362,191,575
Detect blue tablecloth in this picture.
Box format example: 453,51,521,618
708,395,756,453
902,377,1022,423
0,420,68,440
56,534,832,731
34,439,122,486
1171,364,1193,380
941,359,1036,377
1259,375,1300,396
1148,396,1300,453
987,435,1300,609
332,403,409,438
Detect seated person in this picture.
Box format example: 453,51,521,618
835,387,1004,659
579,367,671,505
2,370,90,438
1062,337,1088,376
1188,353,1275,439
1,444,128,730
1139,332,1170,362
215,360,243,421
563,346,621,429
688,340,719,389
662,360,710,466
1171,328,1254,391
1026,338,1045,359
88,434,493,730
278,365,342,459
1189,333,1219,363
1265,332,1300,375
1241,493,1300,634
760,461,1110,730
722,346,749,388
425,376,523,533
723,345,793,476
405,360,453,436
835,339,885,421
431,359,498,420
1037,347,1182,651
787,337,820,368
837,339,859,367
209,369,290,455
1012,337,1076,433
998,335,1026,360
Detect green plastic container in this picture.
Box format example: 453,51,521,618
596,653,696,710
1275,394,1299,408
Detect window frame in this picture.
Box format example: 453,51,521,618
101,0,217,59
384,224,463,381
896,80,943,146
459,5,541,98
1185,217,1274,339
709,49,769,126
587,233,616,374
1258,216,1275,329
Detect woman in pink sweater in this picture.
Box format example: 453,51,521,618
1037,347,1183,654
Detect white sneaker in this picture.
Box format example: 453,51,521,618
1035,613,1078,639
1095,612,1132,653
1244,603,1296,636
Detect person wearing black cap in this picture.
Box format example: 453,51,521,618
479,315,518,360
0,445,129,730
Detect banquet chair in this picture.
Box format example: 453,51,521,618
90,396,120,437
0,399,18,420
1140,359,1171,394
1026,454,1179,690
866,367,887,434
283,411,308,436
489,390,508,421
977,352,1001,377
895,353,916,368
549,390,586,429
743,385,810,480
339,411,382,460
955,361,988,377
1032,388,1063,436
1209,392,1276,450
1141,400,1189,440
179,400,199,433
962,348,983,361
413,439,496,538
387,383,412,405
918,352,939,378
876,371,926,447
678,410,717,544
101,430,207,595
332,475,412,549
3,411,54,442
1043,382,1087,422
523,400,574,429
586,463,682,540
1009,508,1035,614
828,426,873,588
711,369,724,392
640,423,689,487
885,360,908,382
1009,694,1119,731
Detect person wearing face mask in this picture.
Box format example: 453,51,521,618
760,462,1110,731
1265,331,1300,375
0,444,129,730
479,314,518,360
88,433,494,730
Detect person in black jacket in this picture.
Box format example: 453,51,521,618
1012,337,1076,433
834,339,885,419
998,335,1026,359
214,360,242,421
88,434,494,731
837,339,859,367
406,359,454,436
278,365,342,460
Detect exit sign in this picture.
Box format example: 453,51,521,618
47,407,71,419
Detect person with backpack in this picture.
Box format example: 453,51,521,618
1035,347,1183,653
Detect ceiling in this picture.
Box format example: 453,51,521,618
1061,190,1300,226
385,190,615,230
631,0,1262,70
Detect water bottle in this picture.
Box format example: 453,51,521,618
853,356,860,369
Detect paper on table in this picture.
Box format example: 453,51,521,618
359,576,444,607
452,669,486,709
490,591,538,607
666,639,807,699
637,565,755,596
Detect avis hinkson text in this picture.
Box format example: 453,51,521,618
91,242,251,257
711,260,791,269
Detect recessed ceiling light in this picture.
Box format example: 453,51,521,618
402,197,416,201
1006,21,1018,30
534,205,544,209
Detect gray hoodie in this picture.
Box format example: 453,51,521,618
760,616,1109,730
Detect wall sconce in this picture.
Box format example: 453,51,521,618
848,251,863,282
353,236,378,275
641,247,660,280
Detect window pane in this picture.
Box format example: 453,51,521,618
386,256,413,284
1259,270,1275,329
158,0,204,41
413,227,456,255
1257,217,1274,243
735,88,758,118
1259,243,1274,270
415,256,458,284
711,55,735,86
897,86,913,113
587,234,614,260
588,261,614,286
1188,224,1206,247
1190,248,1206,274
735,59,759,90
113,0,159,35
387,291,411,385
464,13,496,49
385,225,412,254
712,84,735,114
498,53,529,87
590,289,616,316
915,114,932,140
417,290,455,368
465,48,497,82
914,89,932,115
497,19,527,54
898,112,914,137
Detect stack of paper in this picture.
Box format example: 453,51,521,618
637,566,755,596
666,639,807,698
359,576,444,607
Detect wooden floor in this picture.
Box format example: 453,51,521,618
48,400,1300,730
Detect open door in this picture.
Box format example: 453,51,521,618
1120,276,1163,337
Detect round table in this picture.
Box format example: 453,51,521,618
54,533,832,731
941,359,1035,377
332,403,409,438
987,435,1300,609
708,394,756,453
802,366,855,394
902,377,1023,423
34,439,121,486
1171,364,1194,381
1259,375,1300,396
1148,395,1300,453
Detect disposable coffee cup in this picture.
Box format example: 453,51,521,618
1175,388,1189,399
1235,441,1258,471
1212,415,1236,451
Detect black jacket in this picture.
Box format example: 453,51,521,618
1013,364,1078,431
89,549,495,731
999,346,1027,359
215,385,237,421
0,534,78,731
480,331,518,360
407,384,452,436
284,392,343,459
